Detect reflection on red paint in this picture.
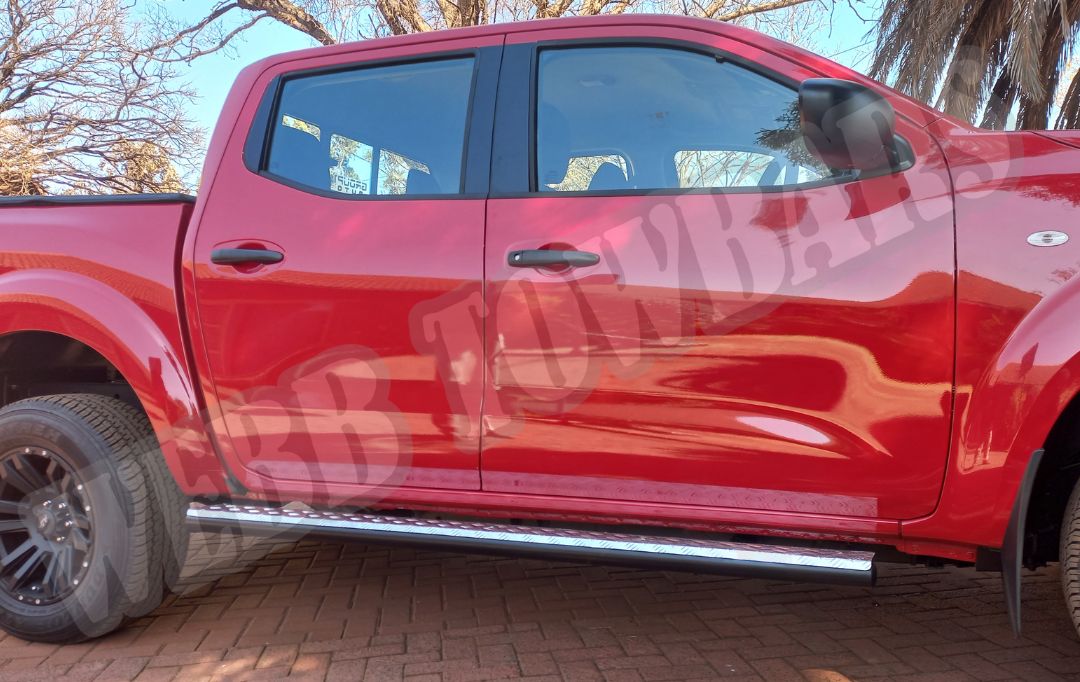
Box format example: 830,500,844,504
7,16,1080,564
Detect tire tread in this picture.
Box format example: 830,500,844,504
0,394,186,642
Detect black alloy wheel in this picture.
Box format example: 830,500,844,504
0,447,93,606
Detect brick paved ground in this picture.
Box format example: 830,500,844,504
0,532,1078,681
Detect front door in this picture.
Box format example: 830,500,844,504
188,37,501,504
481,27,956,521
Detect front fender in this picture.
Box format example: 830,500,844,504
904,272,1080,551
0,268,229,495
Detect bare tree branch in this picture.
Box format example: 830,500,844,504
0,0,202,195
154,0,831,55
708,0,815,21
237,0,336,44
375,0,432,34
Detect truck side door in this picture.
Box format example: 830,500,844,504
480,26,956,522
187,37,501,504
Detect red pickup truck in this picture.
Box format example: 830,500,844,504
2,14,1080,643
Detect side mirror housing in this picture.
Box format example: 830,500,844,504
799,79,903,174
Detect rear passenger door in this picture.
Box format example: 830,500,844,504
480,26,956,522
188,37,501,503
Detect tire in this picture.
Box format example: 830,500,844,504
78,396,189,613
0,394,188,642
1061,478,1080,636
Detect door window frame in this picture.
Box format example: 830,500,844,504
490,37,915,198
241,46,503,201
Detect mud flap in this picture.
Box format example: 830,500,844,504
1002,448,1044,636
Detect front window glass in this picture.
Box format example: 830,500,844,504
536,47,829,193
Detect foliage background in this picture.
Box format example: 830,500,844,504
5,0,1080,195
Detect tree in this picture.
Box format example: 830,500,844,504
871,0,1080,130
150,0,827,63
0,120,45,195
0,0,202,195
112,142,186,194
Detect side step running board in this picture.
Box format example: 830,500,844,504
187,503,876,586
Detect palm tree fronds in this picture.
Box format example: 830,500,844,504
938,0,1012,123
870,0,968,102
873,0,1080,129
1007,0,1054,100
980,70,1020,128
1055,64,1080,127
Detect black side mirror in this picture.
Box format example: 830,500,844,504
799,79,902,174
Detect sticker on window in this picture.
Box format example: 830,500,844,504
546,155,628,192
378,150,430,195
329,134,373,195
281,114,321,141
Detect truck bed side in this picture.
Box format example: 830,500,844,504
0,194,230,494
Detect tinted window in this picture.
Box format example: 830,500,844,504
266,58,474,196
536,47,828,193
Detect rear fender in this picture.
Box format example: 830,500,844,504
0,268,229,495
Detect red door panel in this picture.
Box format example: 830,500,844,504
196,194,486,496
188,36,500,504
480,27,956,520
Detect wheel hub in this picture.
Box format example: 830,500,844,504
28,498,75,542
32,507,52,534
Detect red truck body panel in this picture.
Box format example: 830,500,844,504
183,32,502,505
4,16,1080,563
479,22,956,526
0,198,231,495
902,123,1080,554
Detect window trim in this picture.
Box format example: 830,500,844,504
243,47,501,201
492,37,915,199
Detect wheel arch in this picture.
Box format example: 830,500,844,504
904,275,1080,553
0,269,229,496
1022,389,1080,566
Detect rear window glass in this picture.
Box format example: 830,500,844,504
266,58,474,197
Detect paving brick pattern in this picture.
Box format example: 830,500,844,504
0,531,1078,681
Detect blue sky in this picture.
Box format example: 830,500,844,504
168,1,883,136
168,3,314,134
